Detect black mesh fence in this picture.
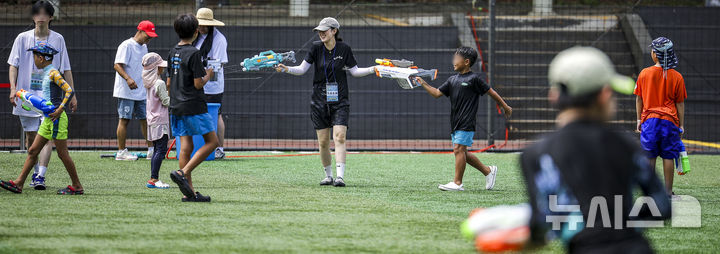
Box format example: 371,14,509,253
0,0,718,153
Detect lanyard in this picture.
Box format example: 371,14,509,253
322,47,336,83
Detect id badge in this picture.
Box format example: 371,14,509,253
207,58,221,82
326,82,339,103
30,69,43,91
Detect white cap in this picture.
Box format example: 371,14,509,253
548,46,635,96
313,17,340,32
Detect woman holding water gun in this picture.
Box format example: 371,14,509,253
276,17,376,187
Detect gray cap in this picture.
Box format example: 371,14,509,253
548,46,635,96
313,17,340,32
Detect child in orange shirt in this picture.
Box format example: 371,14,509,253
634,37,686,195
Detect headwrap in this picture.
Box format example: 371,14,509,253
650,37,678,71
141,52,167,89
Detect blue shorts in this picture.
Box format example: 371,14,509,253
640,118,684,159
171,113,216,137
117,98,146,120
451,130,474,147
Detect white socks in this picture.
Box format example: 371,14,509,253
38,165,48,177
218,147,224,152
336,163,345,179
33,165,48,177
324,163,347,178
324,165,333,178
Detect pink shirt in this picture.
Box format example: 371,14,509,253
146,80,169,126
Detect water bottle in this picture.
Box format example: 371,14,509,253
676,150,691,175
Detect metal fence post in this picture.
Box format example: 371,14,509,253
11,128,26,154
196,0,205,11
486,0,496,146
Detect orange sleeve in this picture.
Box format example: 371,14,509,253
633,71,643,96
675,73,686,103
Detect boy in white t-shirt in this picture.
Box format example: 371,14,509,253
112,20,157,161
7,0,77,190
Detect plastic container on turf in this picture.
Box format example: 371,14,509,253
175,103,220,161
679,151,691,175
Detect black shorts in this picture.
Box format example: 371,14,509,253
205,93,223,114
311,103,349,129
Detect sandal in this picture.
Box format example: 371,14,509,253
57,185,84,195
0,180,22,194
182,192,211,202
170,170,195,198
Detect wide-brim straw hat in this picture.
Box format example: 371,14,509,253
196,8,225,27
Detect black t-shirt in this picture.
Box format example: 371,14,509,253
305,41,358,107
438,72,490,133
520,120,671,250
167,44,207,116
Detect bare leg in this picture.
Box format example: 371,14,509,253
332,125,347,164
54,140,82,190
466,152,491,175
178,136,193,194
181,132,218,192
25,131,36,150
25,131,51,171
663,158,674,193
140,119,152,147
316,128,332,167
453,144,468,185
178,136,193,171
14,135,49,188
217,114,225,148
116,118,129,150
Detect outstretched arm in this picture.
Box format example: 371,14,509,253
347,65,376,77
415,77,443,98
487,88,512,118
276,60,311,76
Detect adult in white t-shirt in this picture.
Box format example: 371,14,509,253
7,1,77,189
112,20,157,160
194,8,229,159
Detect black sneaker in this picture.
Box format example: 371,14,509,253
182,192,211,202
333,177,346,187
170,170,195,199
319,176,333,185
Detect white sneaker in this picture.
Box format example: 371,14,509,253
147,147,154,160
438,182,464,191
115,149,138,161
154,180,170,189
486,165,498,190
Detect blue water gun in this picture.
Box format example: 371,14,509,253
16,89,56,117
241,50,296,71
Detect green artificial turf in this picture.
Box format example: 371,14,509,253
0,151,717,253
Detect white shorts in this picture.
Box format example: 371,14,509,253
19,115,42,132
